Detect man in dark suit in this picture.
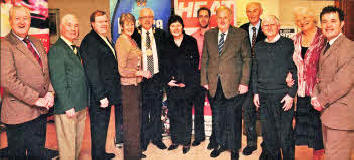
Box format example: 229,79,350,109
131,8,167,152
311,6,354,160
0,6,54,160
239,2,266,156
48,14,88,160
79,10,121,160
200,6,251,160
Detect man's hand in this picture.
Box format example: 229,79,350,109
100,98,109,108
203,85,209,90
286,72,295,87
44,92,54,108
281,94,294,111
65,108,76,118
178,83,186,88
34,98,49,109
311,97,323,111
168,80,179,87
253,94,260,109
238,84,248,94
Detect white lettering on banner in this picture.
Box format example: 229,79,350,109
175,1,235,18
192,1,208,17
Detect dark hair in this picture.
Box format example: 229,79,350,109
167,15,184,35
320,6,344,22
90,10,106,28
197,7,211,17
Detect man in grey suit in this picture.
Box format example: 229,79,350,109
311,6,354,160
200,6,251,160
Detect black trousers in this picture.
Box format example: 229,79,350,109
212,80,243,151
89,100,112,160
6,114,47,160
259,92,294,160
192,86,206,141
122,85,141,160
167,88,193,146
242,88,258,147
115,103,124,143
141,78,163,149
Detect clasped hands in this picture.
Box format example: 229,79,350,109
34,92,54,110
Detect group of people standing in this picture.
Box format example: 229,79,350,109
0,2,353,160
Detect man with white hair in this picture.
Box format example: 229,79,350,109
132,8,168,152
48,14,88,160
252,15,297,160
1,5,54,159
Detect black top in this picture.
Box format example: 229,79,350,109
161,34,200,96
301,46,308,59
252,36,298,97
79,30,121,105
240,21,267,46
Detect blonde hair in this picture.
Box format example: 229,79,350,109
293,7,317,24
119,13,136,26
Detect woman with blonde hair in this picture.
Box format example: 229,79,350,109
291,7,325,160
115,12,151,160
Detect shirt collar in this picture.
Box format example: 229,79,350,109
12,31,26,41
142,27,153,35
249,20,261,30
328,33,342,45
218,29,228,37
60,36,74,47
265,34,281,43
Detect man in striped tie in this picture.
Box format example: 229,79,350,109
200,6,252,160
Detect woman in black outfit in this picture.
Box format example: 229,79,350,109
161,15,199,154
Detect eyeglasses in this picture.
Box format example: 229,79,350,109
139,16,153,19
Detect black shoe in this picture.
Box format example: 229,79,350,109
207,142,216,150
168,144,179,150
152,141,167,150
104,152,115,159
141,153,147,158
231,151,239,160
192,139,205,146
210,146,225,157
242,145,257,155
182,145,190,154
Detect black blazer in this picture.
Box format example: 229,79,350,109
79,30,121,105
161,34,199,97
131,26,167,89
240,21,266,45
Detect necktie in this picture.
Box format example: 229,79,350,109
71,45,78,55
23,37,42,68
251,27,257,55
146,31,154,75
218,33,225,55
323,42,330,55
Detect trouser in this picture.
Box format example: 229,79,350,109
243,89,258,147
259,92,294,160
6,114,47,160
322,125,354,160
89,100,111,160
192,86,206,141
115,103,123,143
141,80,163,149
212,80,243,151
55,109,86,160
122,85,142,160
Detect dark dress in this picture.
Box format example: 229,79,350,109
161,34,199,146
294,47,324,150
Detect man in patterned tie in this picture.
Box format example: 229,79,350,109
1,6,54,159
239,2,266,156
200,6,251,160
131,8,168,154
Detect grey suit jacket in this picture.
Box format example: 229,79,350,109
0,31,53,124
312,35,354,130
200,26,251,99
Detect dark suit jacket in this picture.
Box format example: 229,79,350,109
312,35,354,130
80,30,121,105
0,32,53,124
240,21,266,45
131,26,166,92
161,34,200,97
200,26,252,99
48,38,88,114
